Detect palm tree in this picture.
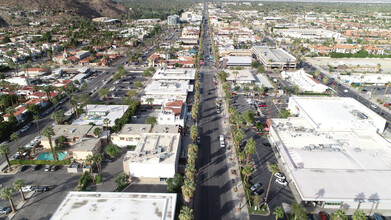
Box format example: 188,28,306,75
292,203,307,220
41,127,58,161
233,129,245,149
105,144,119,158
51,110,65,124
241,165,252,183
33,115,41,135
85,155,94,180
0,187,16,213
232,70,239,84
10,132,19,150
127,90,137,100
181,179,196,202
265,163,279,204
191,104,199,121
93,153,103,176
70,95,79,118
6,107,15,120
51,96,59,113
185,163,196,180
190,125,198,143
42,85,54,102
273,206,285,220
331,210,348,220
244,137,256,166
13,179,26,202
93,127,102,138
179,206,194,220
352,210,367,220
146,98,154,109
103,118,111,130
0,144,11,172
80,93,91,115
98,88,109,100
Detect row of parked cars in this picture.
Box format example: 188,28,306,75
18,164,60,172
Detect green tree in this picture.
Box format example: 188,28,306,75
70,95,79,118
265,163,280,204
127,90,137,100
179,206,194,220
352,210,367,220
273,206,285,220
93,153,103,176
51,110,65,124
85,154,94,179
241,165,252,183
134,81,143,88
41,127,58,161
103,118,111,129
190,125,198,143
114,173,129,190
146,98,154,109
0,187,16,213
105,144,120,158
181,179,196,202
145,116,157,126
244,110,255,125
93,127,102,137
166,173,184,193
13,179,26,202
98,88,109,100
331,210,348,220
244,137,257,166
233,129,245,149
291,203,307,220
0,144,11,172
185,163,197,180
80,93,91,114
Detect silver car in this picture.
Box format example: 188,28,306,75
0,207,11,214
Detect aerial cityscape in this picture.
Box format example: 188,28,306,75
0,0,391,219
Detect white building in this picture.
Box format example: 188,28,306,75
167,14,180,25
269,97,391,212
123,132,181,182
340,73,391,85
158,100,187,127
275,28,342,40
281,69,329,93
252,46,297,69
111,124,152,147
51,192,177,220
72,105,129,127
220,56,252,67
142,80,192,105
152,68,196,80
226,69,256,84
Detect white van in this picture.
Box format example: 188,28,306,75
219,135,225,148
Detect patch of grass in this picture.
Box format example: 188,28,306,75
280,109,290,118
248,203,269,215
127,145,136,150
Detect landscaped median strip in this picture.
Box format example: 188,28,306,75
8,191,35,220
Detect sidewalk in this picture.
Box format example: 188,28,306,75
217,79,249,219
9,191,35,220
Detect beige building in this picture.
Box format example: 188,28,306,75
70,138,102,160
111,124,152,147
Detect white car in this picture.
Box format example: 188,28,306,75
343,89,348,93
371,104,377,109
275,178,288,186
22,186,36,192
220,142,225,148
274,172,285,180
250,183,261,191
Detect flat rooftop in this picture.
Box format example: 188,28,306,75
152,68,196,80
125,133,180,164
70,138,100,152
271,117,391,202
144,80,191,96
225,69,256,82
253,46,296,63
151,124,180,134
114,124,152,136
288,96,386,132
51,192,176,220
72,105,129,127
41,125,93,141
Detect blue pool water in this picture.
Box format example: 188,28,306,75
37,152,67,160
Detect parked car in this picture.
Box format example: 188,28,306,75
45,165,52,172
34,186,49,192
250,183,261,191
18,165,28,172
0,207,11,214
216,108,221,114
251,188,264,196
274,172,286,180
32,164,41,171
373,213,384,220
275,178,288,186
22,185,37,192
197,136,201,144
371,104,378,109
318,211,329,220
51,165,59,171
258,102,267,107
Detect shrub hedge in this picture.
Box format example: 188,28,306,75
10,159,72,165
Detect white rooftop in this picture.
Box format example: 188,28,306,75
152,68,196,80
225,69,256,82
221,56,252,65
144,80,191,96
271,116,391,202
51,192,176,220
282,69,329,93
72,105,129,127
288,96,386,133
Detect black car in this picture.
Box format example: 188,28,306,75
18,165,28,172
240,140,247,148
32,164,41,171
34,186,49,192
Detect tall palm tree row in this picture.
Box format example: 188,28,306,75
265,163,279,204
0,187,16,213
0,144,12,172
41,127,59,161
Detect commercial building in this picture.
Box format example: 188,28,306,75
51,192,176,220
158,100,187,127
252,46,297,69
269,97,391,211
152,68,196,80
167,14,180,25
123,132,181,182
72,105,129,127
220,56,252,67
225,69,256,84
281,69,329,93
70,138,102,160
142,80,192,105
275,28,342,40
111,124,152,147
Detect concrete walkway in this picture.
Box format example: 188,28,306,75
217,79,250,219
8,191,35,220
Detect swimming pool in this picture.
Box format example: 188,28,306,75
37,152,67,160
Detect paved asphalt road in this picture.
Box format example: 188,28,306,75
194,9,236,220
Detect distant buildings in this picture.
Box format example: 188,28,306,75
167,15,180,25
72,105,129,127
252,46,297,69
281,69,329,93
275,28,342,41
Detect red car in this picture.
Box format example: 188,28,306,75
258,103,266,107
231,92,236,95
318,211,329,220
